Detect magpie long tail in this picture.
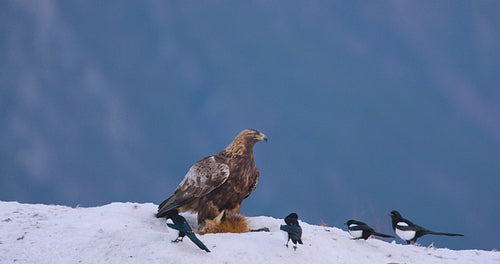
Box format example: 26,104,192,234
373,232,395,238
426,231,464,237
186,232,211,252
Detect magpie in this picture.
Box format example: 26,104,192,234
165,210,211,252
389,210,464,244
344,219,394,240
280,213,303,250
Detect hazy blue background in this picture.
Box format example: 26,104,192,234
1,1,499,250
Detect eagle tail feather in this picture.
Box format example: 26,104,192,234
157,196,196,218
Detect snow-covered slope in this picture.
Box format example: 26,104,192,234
0,201,498,264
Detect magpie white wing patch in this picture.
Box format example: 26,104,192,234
348,224,363,238
395,222,416,241
348,230,363,239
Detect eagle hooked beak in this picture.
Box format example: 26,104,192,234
257,132,268,142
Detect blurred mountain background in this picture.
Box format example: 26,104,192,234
1,1,499,250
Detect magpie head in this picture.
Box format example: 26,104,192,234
284,213,299,225
389,210,402,219
165,209,180,219
344,219,363,226
344,220,354,226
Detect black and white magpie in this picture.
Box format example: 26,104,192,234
344,219,394,240
389,210,464,244
165,210,210,252
280,213,303,250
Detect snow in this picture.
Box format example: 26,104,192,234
1,201,498,264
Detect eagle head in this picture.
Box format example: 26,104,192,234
224,129,267,157
240,129,268,143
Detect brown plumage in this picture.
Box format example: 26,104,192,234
200,212,250,234
156,129,267,232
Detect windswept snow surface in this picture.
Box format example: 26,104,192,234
0,201,498,264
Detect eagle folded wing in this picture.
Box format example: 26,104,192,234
157,156,230,216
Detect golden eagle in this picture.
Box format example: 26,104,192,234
156,129,267,230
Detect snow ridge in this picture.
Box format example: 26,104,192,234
0,201,498,264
